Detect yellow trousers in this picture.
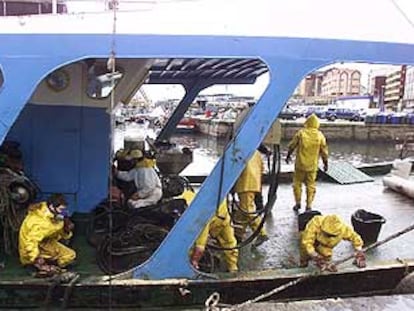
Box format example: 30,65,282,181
234,192,266,239
39,240,76,267
293,169,318,208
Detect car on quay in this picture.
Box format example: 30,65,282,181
304,106,327,119
326,108,365,121
278,108,303,120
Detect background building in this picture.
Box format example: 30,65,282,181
402,66,414,109
321,68,361,97
383,65,406,110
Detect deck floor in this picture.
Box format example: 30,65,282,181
1,175,413,282
241,175,414,272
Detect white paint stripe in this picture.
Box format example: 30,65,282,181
0,0,413,44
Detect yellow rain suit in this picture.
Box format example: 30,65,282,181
233,150,267,239
300,215,363,263
183,191,238,272
19,202,76,267
287,114,328,209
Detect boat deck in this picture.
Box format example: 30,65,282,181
243,175,414,271
0,174,413,308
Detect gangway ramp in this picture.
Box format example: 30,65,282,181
321,161,374,184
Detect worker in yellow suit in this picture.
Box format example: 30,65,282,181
300,214,366,271
234,150,268,247
184,191,239,273
19,193,76,276
286,113,329,211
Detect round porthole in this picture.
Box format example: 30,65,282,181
46,69,70,92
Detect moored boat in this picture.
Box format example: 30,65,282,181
176,116,197,134
193,116,234,138
0,0,414,308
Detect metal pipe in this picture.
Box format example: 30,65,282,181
52,0,57,14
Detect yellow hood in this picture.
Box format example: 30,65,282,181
321,215,344,236
135,157,156,168
304,113,320,129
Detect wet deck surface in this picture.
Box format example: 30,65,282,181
240,175,414,272
0,175,413,282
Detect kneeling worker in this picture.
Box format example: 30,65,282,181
114,149,162,209
19,193,76,276
300,214,366,272
185,191,239,273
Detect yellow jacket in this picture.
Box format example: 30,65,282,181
180,190,231,249
301,215,363,259
19,202,72,265
234,151,264,193
136,157,157,168
288,114,328,172
195,200,231,249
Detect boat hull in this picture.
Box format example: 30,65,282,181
1,262,413,308
194,118,234,138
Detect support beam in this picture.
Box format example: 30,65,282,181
155,81,211,142
132,59,323,280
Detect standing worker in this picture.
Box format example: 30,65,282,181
19,193,76,277
234,150,269,247
286,113,328,211
300,214,366,271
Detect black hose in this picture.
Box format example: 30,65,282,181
210,144,280,251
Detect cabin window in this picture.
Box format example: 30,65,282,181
85,59,123,99
0,1,67,16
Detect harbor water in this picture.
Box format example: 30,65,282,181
115,123,401,177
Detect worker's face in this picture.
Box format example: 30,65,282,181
49,204,67,220
321,231,338,239
54,204,66,214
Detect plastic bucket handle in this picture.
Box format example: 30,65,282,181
353,209,386,224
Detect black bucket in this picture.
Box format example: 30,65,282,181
298,210,322,231
351,209,386,245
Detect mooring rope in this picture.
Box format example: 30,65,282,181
107,1,119,309
204,222,414,310
0,184,24,254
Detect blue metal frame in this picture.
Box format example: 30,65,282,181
1,34,414,279
156,81,208,142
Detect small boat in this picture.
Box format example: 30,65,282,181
193,115,235,138
176,116,196,134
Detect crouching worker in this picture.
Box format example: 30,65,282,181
19,193,76,277
114,149,162,209
300,214,365,272
184,191,239,273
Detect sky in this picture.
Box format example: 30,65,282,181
63,0,412,102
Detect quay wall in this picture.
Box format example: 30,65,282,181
281,121,414,142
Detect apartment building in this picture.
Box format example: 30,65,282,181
320,68,361,97
383,65,406,109
403,66,414,109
